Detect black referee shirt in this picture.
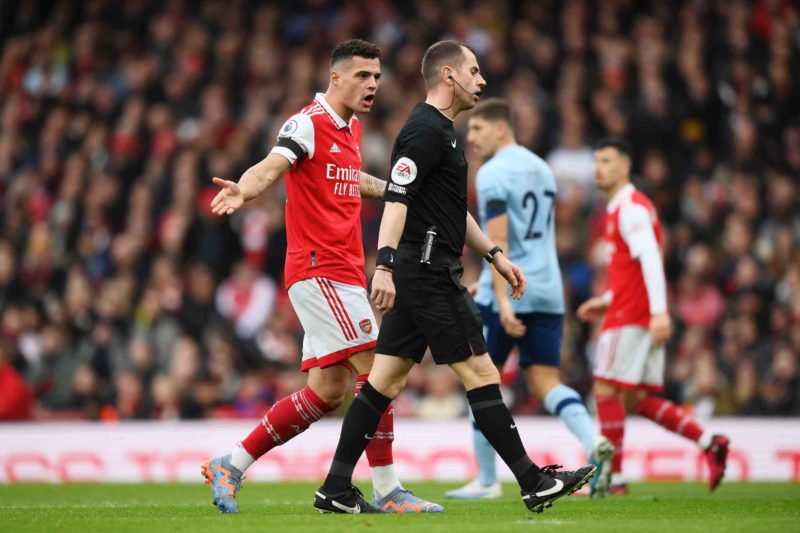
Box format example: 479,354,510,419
383,103,468,257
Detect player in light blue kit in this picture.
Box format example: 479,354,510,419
445,98,613,500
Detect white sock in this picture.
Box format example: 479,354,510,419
698,431,714,450
371,464,401,498
229,443,255,473
611,473,626,485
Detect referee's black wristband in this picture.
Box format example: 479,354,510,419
484,245,503,263
376,246,397,269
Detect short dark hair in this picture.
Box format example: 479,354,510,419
595,137,633,159
421,40,472,89
330,39,381,67
471,98,512,125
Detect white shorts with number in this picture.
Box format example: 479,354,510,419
288,277,378,372
593,325,664,392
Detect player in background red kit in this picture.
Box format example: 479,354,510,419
578,138,729,495
201,40,441,514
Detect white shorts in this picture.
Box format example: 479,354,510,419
593,325,664,392
288,277,378,371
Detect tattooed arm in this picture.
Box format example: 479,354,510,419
359,171,387,200
210,153,292,216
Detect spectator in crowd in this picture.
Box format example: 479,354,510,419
0,339,32,420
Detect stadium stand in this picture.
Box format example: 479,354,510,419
0,0,797,421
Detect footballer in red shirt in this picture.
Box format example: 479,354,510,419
578,138,730,495
201,39,441,514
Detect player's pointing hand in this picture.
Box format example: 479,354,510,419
211,177,245,216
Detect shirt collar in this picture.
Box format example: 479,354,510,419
423,102,454,122
493,144,518,159
315,93,352,130
606,183,635,213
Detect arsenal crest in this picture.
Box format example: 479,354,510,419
359,319,372,334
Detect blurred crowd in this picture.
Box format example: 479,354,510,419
0,0,798,422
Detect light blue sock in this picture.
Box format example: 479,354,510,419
544,384,597,455
471,413,497,486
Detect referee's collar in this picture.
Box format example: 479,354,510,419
315,93,354,130
423,102,454,123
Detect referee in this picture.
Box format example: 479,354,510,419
314,40,594,515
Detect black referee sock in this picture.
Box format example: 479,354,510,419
322,381,391,494
467,384,542,492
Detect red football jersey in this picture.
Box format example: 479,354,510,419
270,94,366,289
601,184,664,331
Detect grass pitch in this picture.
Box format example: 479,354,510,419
1,482,798,533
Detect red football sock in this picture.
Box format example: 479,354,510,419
241,386,333,459
596,393,626,474
356,373,394,467
634,396,703,442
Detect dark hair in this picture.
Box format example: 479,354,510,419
421,40,472,89
471,97,512,125
330,39,381,67
595,137,633,159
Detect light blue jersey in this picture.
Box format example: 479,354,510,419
474,144,565,314
457,148,603,498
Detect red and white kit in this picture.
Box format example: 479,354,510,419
591,185,727,491
271,93,378,370
594,184,667,391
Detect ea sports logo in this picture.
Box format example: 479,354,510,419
391,157,417,185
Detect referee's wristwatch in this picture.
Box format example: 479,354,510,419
484,245,503,263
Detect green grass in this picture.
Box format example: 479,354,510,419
1,482,799,533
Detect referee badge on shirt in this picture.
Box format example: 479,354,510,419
359,318,372,334
391,156,418,185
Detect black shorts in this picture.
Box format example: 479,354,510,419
376,246,488,365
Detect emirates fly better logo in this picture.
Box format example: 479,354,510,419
391,157,417,185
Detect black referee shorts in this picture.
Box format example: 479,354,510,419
376,247,488,365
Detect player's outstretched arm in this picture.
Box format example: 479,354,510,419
210,153,292,216
371,201,408,312
465,212,526,300
359,171,386,200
